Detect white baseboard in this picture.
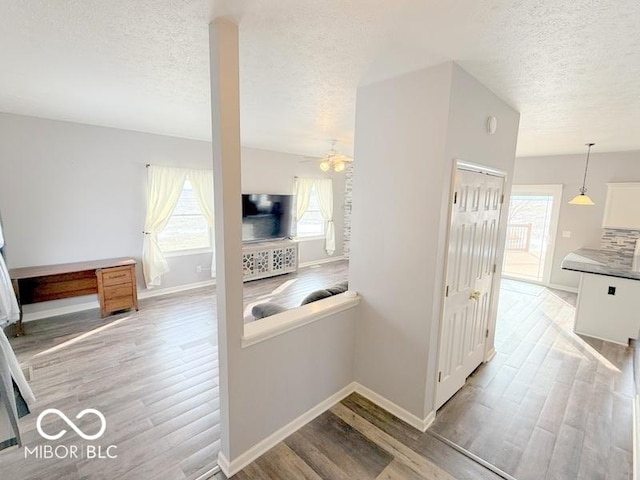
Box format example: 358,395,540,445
217,383,355,477
298,256,346,269
138,279,216,299
217,452,231,478
353,382,434,432
573,328,629,347
22,279,216,323
548,283,579,294
216,381,435,477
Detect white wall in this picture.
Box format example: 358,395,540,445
0,113,344,314
350,63,453,418
350,62,519,421
428,64,521,411
0,112,213,301
208,20,358,472
513,150,640,289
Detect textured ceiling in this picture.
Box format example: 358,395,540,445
1,0,639,157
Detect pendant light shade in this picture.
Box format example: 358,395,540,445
568,193,595,205
568,143,595,205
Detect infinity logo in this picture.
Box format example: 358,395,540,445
36,408,107,441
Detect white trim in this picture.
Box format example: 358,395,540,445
217,383,356,477
501,273,546,286
217,381,435,477
217,453,231,478
162,247,213,258
500,276,579,295
573,328,630,347
138,279,216,299
548,283,579,294
353,382,435,432
484,347,497,363
456,159,507,177
242,294,359,348
293,235,326,243
21,279,216,322
298,255,346,269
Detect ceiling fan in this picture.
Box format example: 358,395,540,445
303,141,353,172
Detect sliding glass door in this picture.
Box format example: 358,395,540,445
502,185,562,285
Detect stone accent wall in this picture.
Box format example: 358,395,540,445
601,228,640,256
343,163,354,259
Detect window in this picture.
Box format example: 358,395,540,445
157,179,211,252
297,185,325,238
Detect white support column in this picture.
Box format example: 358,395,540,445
209,18,243,465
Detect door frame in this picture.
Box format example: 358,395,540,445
432,159,509,411
501,184,563,287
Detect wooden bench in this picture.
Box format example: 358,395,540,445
9,258,138,336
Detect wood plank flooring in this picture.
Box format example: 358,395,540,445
0,261,348,480
3,268,631,479
232,393,502,480
229,279,634,480
1,289,221,480
430,279,634,480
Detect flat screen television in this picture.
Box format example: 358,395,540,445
242,194,296,242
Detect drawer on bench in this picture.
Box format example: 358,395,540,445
100,267,133,286
104,296,135,313
103,283,133,300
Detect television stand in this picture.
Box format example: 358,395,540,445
242,239,298,282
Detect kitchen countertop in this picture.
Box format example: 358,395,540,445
561,248,640,281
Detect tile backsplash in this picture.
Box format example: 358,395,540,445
601,228,640,256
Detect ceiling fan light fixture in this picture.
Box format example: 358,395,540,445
569,143,595,206
316,141,352,173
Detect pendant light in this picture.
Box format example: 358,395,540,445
569,143,595,205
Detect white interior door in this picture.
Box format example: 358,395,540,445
435,167,505,410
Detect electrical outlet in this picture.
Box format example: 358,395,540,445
196,265,202,273
562,230,571,238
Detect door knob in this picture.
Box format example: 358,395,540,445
470,290,481,300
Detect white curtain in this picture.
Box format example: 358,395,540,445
295,178,315,221
189,169,216,277
315,178,335,255
0,221,19,329
142,166,188,287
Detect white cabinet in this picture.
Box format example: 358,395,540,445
241,240,298,282
574,272,640,345
603,183,640,229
